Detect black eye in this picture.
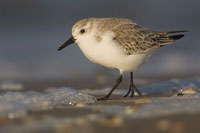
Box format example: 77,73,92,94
80,29,85,34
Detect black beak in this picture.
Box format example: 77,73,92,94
57,36,75,51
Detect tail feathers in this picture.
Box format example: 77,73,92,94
168,34,185,40
167,30,188,34
155,30,187,46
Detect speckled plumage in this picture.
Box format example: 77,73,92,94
72,18,178,55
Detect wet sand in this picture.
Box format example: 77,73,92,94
1,77,200,133
1,97,200,133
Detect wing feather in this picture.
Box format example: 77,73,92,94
111,23,157,54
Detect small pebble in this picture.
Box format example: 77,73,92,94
98,116,123,127
125,106,140,114
75,104,87,107
125,107,134,115
0,82,24,91
8,113,15,119
156,119,171,131
135,98,152,104
182,89,196,94
174,89,196,96
87,114,97,121
75,118,87,126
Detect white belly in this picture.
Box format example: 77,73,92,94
77,34,155,73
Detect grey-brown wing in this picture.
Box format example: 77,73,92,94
111,23,158,54
111,23,187,54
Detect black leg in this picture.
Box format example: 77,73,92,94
97,74,122,101
131,84,134,97
133,83,142,96
124,72,142,97
124,84,131,97
124,72,133,97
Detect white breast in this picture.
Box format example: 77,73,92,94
76,32,156,73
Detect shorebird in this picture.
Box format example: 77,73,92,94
58,18,186,100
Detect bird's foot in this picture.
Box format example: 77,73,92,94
124,88,142,97
135,89,142,96
97,96,109,101
124,88,131,97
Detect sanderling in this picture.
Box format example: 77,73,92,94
58,18,187,100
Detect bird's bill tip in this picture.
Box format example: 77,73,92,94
57,36,75,51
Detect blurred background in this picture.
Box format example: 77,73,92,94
0,0,199,87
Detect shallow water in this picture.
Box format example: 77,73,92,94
0,87,96,118
0,78,199,118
